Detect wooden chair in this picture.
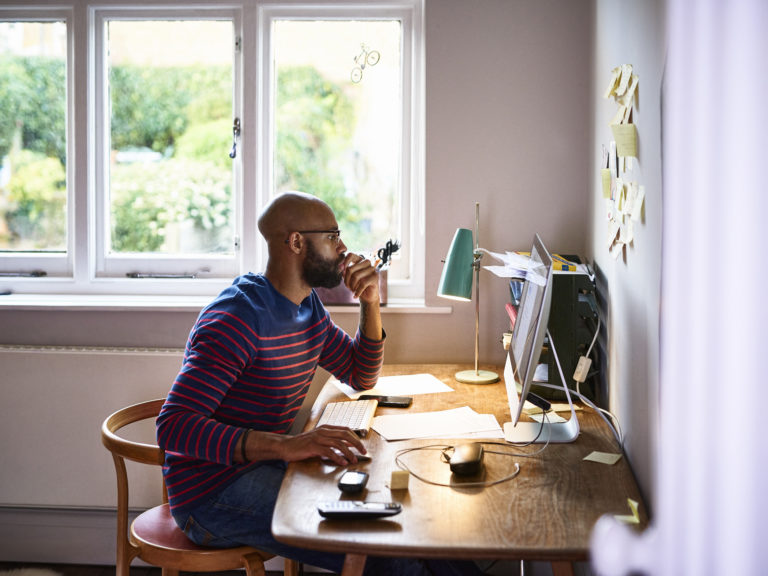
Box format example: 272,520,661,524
101,398,299,576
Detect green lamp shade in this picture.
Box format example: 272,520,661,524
437,228,474,301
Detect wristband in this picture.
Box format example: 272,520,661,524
240,428,251,463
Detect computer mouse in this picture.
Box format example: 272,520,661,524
449,443,484,475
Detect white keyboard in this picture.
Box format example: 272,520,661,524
316,399,378,436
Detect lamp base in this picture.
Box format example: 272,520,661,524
455,369,500,385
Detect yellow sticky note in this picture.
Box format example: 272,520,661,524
615,498,640,524
603,66,621,99
611,123,638,158
389,469,410,490
583,451,622,465
531,411,567,424
601,169,611,199
619,74,639,108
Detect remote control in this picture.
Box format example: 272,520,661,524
317,501,402,519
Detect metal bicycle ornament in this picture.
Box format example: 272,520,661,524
351,43,380,83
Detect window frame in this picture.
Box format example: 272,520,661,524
0,0,425,303
0,8,75,279
91,6,243,281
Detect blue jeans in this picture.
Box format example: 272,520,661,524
172,460,485,576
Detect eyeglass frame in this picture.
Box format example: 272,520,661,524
284,229,342,245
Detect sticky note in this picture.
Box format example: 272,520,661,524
584,451,623,465
610,240,623,260
616,64,633,96
611,124,638,158
619,219,634,244
615,498,640,524
610,105,626,126
390,469,410,490
607,217,620,247
530,411,566,424
619,74,639,108
603,66,621,99
615,179,626,212
601,169,611,199
631,185,646,221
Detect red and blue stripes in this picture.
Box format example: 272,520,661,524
156,274,383,516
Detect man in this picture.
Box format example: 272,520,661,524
157,192,485,575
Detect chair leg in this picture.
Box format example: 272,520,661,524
161,569,179,576
283,558,300,576
242,551,267,576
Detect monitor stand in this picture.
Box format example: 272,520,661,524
503,332,580,444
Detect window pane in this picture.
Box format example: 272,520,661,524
107,20,234,256
273,20,402,255
0,21,67,252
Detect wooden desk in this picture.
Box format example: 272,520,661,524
272,364,647,576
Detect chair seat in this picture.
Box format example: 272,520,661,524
132,504,210,552
131,503,266,571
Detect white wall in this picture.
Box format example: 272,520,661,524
589,0,665,512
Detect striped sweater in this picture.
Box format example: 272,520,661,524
156,273,384,516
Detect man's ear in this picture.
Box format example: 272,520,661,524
285,231,303,254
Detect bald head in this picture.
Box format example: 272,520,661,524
258,191,335,244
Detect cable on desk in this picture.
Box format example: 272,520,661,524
393,436,558,489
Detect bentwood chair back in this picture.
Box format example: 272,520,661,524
101,398,298,576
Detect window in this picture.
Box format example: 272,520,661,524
0,1,424,302
0,14,70,276
94,12,239,279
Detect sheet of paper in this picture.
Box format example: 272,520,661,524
332,373,454,399
371,406,503,441
484,264,521,279
584,451,623,465
483,250,529,278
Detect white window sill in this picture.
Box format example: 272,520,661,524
0,293,452,314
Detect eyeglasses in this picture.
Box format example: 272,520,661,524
285,229,342,245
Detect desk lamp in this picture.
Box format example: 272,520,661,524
437,202,500,384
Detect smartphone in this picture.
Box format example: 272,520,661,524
338,470,369,493
357,395,412,408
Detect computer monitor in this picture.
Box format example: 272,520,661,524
503,233,579,444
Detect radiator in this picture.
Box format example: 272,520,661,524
0,345,184,509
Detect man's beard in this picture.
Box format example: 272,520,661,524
302,240,344,289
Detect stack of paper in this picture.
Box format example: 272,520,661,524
371,406,503,441
332,373,453,399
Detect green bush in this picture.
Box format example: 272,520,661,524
110,159,232,253
3,150,66,249
0,54,66,163
175,119,232,170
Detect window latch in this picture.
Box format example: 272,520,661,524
0,270,47,277
229,117,241,159
126,267,210,280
